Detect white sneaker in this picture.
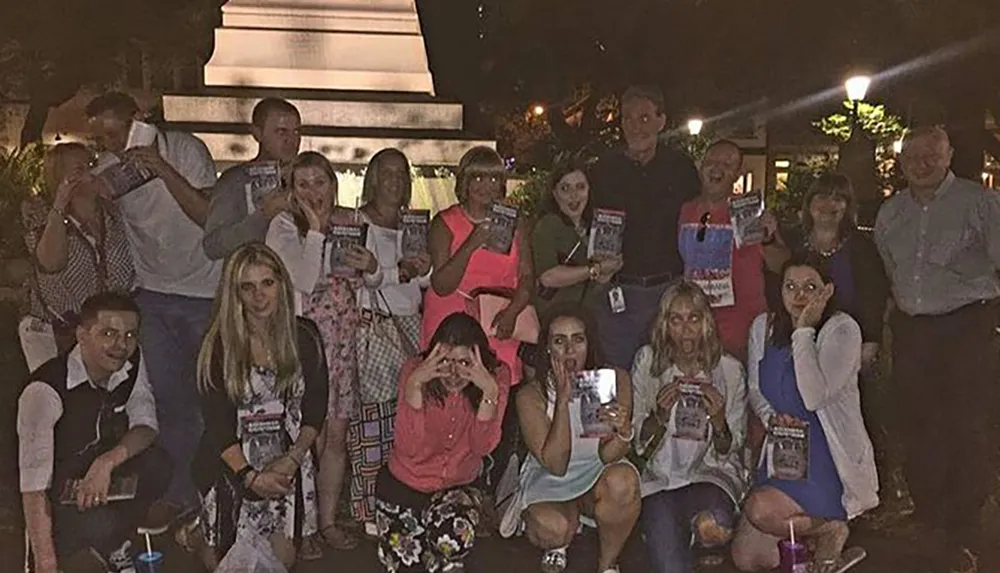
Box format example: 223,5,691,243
541,546,568,573
600,566,620,573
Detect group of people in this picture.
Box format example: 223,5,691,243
13,83,1000,573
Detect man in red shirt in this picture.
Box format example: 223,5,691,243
678,140,788,363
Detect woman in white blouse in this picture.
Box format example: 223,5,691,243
265,151,381,551
350,148,431,534
631,280,748,573
731,254,876,573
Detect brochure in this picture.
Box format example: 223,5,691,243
98,160,157,199
245,161,282,211
240,412,288,470
327,222,369,278
682,219,735,308
767,422,809,481
60,473,138,505
730,191,766,248
400,209,431,259
587,208,626,259
573,368,618,438
485,203,519,255
673,381,709,441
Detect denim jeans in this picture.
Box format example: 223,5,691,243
135,289,212,507
641,482,735,573
594,282,670,370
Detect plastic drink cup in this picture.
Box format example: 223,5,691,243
778,539,809,573
135,550,164,573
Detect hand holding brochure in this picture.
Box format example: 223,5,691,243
573,368,618,438
241,412,289,470
730,191,766,247
327,222,369,278
767,420,809,481
588,208,626,259
485,203,519,255
246,162,282,210
98,160,157,199
60,473,139,505
673,381,709,441
401,209,431,258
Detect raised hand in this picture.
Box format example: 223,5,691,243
457,346,499,399
796,283,835,330
408,343,450,389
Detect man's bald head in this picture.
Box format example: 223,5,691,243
900,126,954,193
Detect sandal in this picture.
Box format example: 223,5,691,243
319,524,360,550
298,535,324,561
540,546,568,573
812,546,867,573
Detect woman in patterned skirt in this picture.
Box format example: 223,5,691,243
267,151,382,550
376,312,510,572
193,243,328,569
351,148,430,534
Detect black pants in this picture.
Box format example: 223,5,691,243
51,445,172,563
891,301,999,544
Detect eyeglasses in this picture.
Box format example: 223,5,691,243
696,212,711,242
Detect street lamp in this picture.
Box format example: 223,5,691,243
844,75,871,129
687,118,704,136
531,104,546,117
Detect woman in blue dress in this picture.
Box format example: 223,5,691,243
731,254,878,573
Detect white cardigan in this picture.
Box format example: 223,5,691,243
747,312,879,519
265,212,382,315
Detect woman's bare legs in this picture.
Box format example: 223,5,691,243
316,416,357,549
731,486,849,572
524,501,580,550
583,464,641,572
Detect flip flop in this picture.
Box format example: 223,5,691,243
298,535,324,561
813,546,867,573
320,524,360,550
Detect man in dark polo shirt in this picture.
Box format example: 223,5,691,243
590,84,700,368
18,292,171,573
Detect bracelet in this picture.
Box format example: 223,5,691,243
481,395,498,407
615,426,635,442
234,465,256,487
588,264,600,281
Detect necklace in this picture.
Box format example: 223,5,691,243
806,235,846,257
461,205,488,225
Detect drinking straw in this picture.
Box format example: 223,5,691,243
789,520,795,546
145,532,153,558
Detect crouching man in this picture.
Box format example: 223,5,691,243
18,292,172,573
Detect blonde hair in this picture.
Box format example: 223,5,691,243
43,143,94,196
648,281,723,377
196,244,302,403
454,146,506,203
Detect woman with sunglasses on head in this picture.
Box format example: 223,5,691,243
532,158,622,319
19,143,136,371
630,281,748,573
782,173,888,372
376,312,510,573
266,151,382,552
501,304,638,573
730,254,877,573
423,146,534,385
678,140,787,364
193,243,328,570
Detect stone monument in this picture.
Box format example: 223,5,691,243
162,0,490,167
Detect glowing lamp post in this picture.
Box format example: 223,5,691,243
844,75,871,128
687,118,704,136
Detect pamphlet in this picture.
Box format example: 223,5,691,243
673,381,709,441
485,203,519,255
327,222,369,278
241,413,288,470
730,191,766,248
400,209,431,258
60,473,138,505
588,208,626,259
573,368,618,438
767,422,809,481
245,161,281,211
98,160,157,199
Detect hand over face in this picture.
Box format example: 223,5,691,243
456,346,498,398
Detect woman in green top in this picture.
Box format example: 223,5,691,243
532,158,622,320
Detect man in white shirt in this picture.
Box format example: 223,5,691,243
18,292,170,573
87,92,219,520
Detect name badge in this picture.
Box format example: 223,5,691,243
609,286,626,314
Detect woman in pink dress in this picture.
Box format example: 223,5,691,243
423,146,534,387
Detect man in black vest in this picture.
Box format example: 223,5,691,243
18,292,171,573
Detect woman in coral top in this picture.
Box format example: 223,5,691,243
423,146,534,386
376,312,510,572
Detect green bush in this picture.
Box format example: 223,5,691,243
0,143,46,263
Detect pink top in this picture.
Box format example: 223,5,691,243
678,199,766,361
388,358,511,493
421,205,524,384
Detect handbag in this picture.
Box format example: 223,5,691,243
464,287,540,344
